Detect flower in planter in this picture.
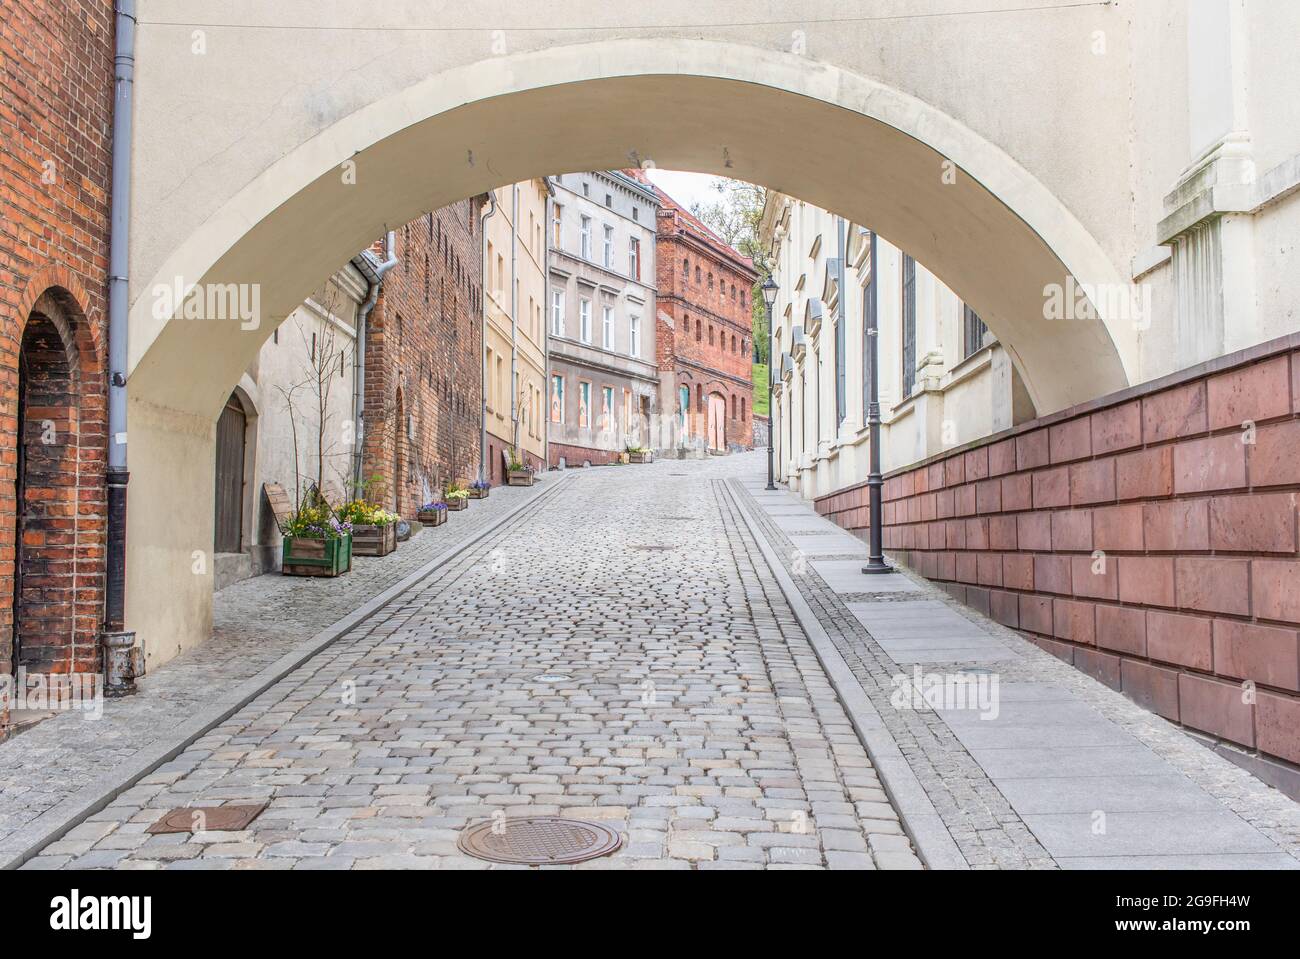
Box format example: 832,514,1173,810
471,480,491,491
337,499,399,527
419,501,448,512
445,489,470,501
283,502,351,540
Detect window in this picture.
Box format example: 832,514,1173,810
902,254,917,398
741,397,747,420
580,216,592,259
551,289,565,336
963,304,989,359
603,224,614,268
707,272,713,290
682,257,689,278
582,182,589,197
623,388,633,434
708,326,714,347
632,207,639,222
629,315,641,357
695,266,701,283
485,347,495,410
578,381,592,428
602,304,614,350
695,320,701,343
605,193,612,208
628,237,641,281
579,298,592,343
601,386,614,431
550,374,564,423
552,203,563,248
679,385,690,435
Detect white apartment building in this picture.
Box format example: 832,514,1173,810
547,171,660,465
761,194,1034,499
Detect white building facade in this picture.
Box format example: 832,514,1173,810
762,195,1034,500
547,171,660,465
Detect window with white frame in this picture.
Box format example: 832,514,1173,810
579,298,592,343
580,216,592,260
551,289,565,336
628,237,641,280
552,203,563,248
603,224,614,268
629,314,641,358
602,304,614,350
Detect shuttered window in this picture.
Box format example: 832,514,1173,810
901,254,917,399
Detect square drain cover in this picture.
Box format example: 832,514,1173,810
458,816,622,865
147,803,268,834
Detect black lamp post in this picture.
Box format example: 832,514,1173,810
862,230,893,574
763,275,778,490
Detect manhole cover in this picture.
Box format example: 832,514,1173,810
147,803,267,834
458,817,622,865
534,673,572,683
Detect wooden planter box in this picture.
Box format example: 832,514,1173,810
629,451,652,464
446,498,468,511
417,508,447,527
282,533,351,577
468,486,490,499
507,470,534,487
351,522,397,556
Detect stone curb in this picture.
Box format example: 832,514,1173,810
0,474,570,871
724,480,969,870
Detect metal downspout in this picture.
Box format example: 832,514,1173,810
101,0,137,697
351,231,398,494
479,194,498,483
510,184,519,456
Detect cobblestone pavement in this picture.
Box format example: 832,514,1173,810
730,474,1300,869
0,476,550,854
29,455,919,870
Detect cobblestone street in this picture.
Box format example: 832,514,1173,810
25,455,918,870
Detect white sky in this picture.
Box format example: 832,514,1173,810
642,168,727,214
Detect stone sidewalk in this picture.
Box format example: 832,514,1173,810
0,475,555,866
729,470,1300,869
25,455,919,870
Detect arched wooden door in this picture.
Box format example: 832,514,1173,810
707,392,726,452
213,393,247,553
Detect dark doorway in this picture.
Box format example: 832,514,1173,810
213,393,246,553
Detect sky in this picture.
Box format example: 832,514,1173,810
642,168,726,215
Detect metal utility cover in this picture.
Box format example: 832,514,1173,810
147,803,268,834
457,817,622,865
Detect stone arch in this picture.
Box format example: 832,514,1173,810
6,273,105,679
121,35,1138,663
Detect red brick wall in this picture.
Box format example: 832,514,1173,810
0,0,113,724
816,335,1300,768
362,200,485,516
651,191,758,449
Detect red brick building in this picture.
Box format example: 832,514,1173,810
0,0,113,716
361,200,486,517
648,182,759,454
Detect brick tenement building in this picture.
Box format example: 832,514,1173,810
361,199,485,517
0,0,113,722
816,336,1300,777
647,178,758,454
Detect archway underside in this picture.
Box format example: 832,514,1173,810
130,72,1129,425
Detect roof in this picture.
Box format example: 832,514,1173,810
621,168,759,278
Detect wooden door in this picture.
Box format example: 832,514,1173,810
213,395,246,553
707,392,726,451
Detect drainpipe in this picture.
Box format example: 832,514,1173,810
510,184,519,456
351,231,398,494
479,194,498,483
101,0,137,698
542,180,553,471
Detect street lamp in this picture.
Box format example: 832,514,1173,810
762,275,779,490
862,230,893,574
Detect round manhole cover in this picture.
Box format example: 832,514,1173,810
458,817,622,865
534,673,572,683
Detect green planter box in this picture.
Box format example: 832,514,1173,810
282,533,352,577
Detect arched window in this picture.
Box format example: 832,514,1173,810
695,266,701,283
695,321,701,343
708,326,714,346
682,257,689,277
